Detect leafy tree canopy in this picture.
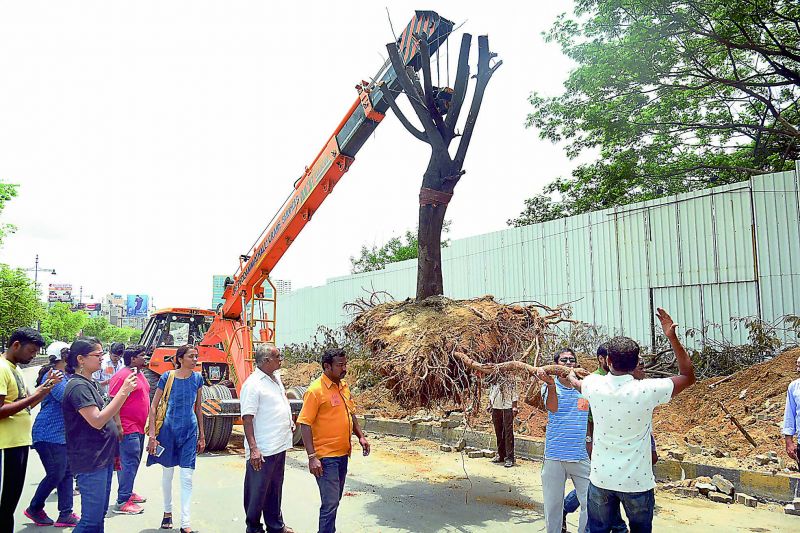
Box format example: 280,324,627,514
0,264,44,342
82,316,142,344
511,0,799,227
0,182,18,246
350,222,451,274
41,303,88,343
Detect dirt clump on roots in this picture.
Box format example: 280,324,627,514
346,295,578,410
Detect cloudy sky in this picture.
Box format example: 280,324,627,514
0,0,580,309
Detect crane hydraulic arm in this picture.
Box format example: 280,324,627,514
220,10,454,320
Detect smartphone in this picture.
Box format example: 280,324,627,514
131,368,138,375
153,445,165,457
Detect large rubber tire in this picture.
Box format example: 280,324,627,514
142,368,162,402
285,386,308,446
201,384,234,451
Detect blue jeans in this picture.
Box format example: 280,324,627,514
29,442,74,516
315,455,348,533
117,432,144,504
75,464,113,533
588,483,653,533
566,488,628,533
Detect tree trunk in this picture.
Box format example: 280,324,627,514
417,202,448,300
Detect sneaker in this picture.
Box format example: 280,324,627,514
113,499,144,514
24,508,54,526
55,513,80,527
130,492,147,503
490,454,504,463
504,458,515,468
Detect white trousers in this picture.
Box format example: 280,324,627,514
541,458,590,533
162,466,194,528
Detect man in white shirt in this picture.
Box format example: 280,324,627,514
567,309,695,533
240,344,295,533
782,352,800,468
487,376,518,467
92,342,125,396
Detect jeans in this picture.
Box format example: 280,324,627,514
244,451,286,533
315,455,348,533
588,482,654,533
117,432,144,504
565,488,628,533
163,466,194,529
0,445,29,532
541,459,590,533
491,408,515,461
75,464,114,533
29,442,74,515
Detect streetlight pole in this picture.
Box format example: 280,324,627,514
22,254,57,331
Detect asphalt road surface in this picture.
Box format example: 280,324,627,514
13,367,799,532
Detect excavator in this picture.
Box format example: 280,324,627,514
138,11,455,450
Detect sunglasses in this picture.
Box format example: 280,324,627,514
559,357,577,363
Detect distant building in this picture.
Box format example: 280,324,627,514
101,293,150,329
211,275,291,310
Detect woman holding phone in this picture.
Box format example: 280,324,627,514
62,337,137,533
146,344,205,533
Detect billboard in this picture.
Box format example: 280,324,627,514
75,303,102,312
48,284,73,303
126,294,149,317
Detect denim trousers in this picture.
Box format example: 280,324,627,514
75,464,114,533
117,432,144,504
29,442,74,515
565,488,628,533
315,455,349,533
0,446,29,533
587,482,654,533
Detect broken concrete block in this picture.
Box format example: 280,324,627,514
767,450,778,459
792,497,800,510
738,389,747,399
448,413,465,423
465,446,479,453
754,454,771,465
676,487,699,498
440,444,453,452
440,419,461,429
784,504,800,516
735,493,757,507
668,451,685,461
712,448,726,458
482,449,495,458
695,482,716,495
712,474,735,495
709,492,733,504
687,444,702,455
468,450,484,459
453,439,466,452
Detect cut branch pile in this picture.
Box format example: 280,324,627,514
346,295,586,410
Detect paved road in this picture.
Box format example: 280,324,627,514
13,367,799,532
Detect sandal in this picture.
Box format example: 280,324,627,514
160,513,172,529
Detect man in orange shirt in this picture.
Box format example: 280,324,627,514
297,348,370,533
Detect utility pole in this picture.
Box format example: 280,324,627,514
22,254,57,331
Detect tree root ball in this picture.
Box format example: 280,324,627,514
347,295,583,410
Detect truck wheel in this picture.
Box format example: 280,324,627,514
201,384,233,451
142,368,162,402
286,386,308,446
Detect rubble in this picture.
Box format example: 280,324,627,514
711,474,735,495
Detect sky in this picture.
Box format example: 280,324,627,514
0,1,580,310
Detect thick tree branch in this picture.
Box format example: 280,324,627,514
386,42,445,151
379,82,428,142
413,33,448,139
444,33,472,141
454,35,501,169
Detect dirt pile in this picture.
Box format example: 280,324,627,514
281,362,321,388
652,347,800,460
347,295,572,409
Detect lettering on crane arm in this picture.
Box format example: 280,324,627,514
231,141,338,298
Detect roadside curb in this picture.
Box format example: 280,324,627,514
357,415,800,503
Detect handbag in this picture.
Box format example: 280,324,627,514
147,371,175,438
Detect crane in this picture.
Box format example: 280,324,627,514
137,11,455,450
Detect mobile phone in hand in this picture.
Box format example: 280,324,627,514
154,445,165,457
131,367,138,375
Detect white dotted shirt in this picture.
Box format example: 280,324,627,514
582,373,673,492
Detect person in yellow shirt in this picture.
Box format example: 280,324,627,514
297,348,370,533
1,327,59,532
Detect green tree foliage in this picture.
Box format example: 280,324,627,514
511,0,800,226
0,264,44,342
0,182,18,246
82,316,141,344
41,303,88,343
350,223,451,274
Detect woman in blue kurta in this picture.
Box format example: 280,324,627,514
146,345,205,533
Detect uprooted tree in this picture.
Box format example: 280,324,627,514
383,32,501,300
